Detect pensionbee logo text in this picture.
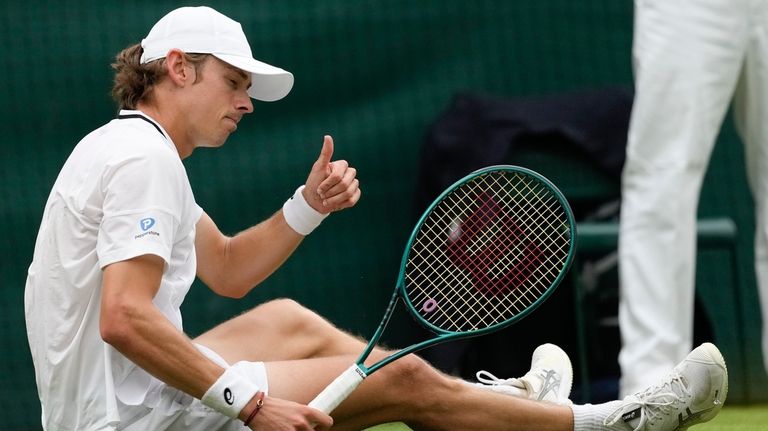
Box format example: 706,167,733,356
135,217,160,239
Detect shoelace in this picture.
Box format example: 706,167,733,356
604,372,691,430
475,370,522,387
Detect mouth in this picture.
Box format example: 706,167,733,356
224,116,240,131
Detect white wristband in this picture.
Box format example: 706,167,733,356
282,185,329,235
201,363,259,418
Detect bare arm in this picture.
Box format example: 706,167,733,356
196,135,361,298
100,254,223,398
195,210,303,298
100,254,334,429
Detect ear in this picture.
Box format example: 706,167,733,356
164,49,191,88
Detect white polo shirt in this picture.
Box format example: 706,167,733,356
25,110,203,430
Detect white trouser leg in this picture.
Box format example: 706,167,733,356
732,1,768,376
619,0,747,396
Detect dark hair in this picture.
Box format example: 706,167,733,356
111,44,209,109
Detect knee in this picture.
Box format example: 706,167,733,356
254,298,307,316
379,354,447,400
246,298,331,338
372,354,461,424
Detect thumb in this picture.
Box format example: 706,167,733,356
315,135,334,169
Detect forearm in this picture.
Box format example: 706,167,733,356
211,210,304,297
102,255,267,423
103,298,223,398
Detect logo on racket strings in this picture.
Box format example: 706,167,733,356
421,298,439,313
446,192,543,295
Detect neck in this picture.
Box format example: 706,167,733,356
134,101,194,159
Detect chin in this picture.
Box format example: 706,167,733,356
196,138,228,149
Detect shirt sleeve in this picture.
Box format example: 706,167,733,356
96,149,186,268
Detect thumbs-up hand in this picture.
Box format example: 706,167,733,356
303,135,361,214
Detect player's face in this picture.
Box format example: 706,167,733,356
183,57,253,149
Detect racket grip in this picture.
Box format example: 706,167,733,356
308,364,366,414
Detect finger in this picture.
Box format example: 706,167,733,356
323,177,359,208
308,410,334,430
320,167,357,199
314,135,334,170
346,185,362,208
323,179,361,209
317,160,349,197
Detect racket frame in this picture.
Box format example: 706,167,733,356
356,165,576,375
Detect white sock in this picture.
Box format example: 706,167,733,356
571,401,627,430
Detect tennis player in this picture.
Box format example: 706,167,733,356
24,6,728,431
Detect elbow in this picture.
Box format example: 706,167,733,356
209,279,253,299
99,301,140,349
222,288,248,299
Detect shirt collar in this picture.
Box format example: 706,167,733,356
117,109,177,153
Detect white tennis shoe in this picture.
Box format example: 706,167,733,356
473,343,573,405
603,342,728,431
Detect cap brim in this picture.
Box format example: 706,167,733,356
213,53,294,102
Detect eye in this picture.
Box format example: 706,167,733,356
228,79,238,89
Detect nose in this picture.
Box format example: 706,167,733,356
237,91,254,114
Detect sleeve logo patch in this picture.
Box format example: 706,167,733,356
140,217,156,231
135,217,160,239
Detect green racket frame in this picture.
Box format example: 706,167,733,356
358,165,576,375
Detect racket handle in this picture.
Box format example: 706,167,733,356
308,364,366,414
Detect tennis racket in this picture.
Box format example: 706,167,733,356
308,165,576,414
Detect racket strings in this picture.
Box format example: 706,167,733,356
405,171,572,332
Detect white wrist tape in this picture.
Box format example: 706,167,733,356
282,185,328,235
201,363,259,418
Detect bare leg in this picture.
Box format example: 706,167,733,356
194,298,368,362
194,299,573,430
259,353,572,431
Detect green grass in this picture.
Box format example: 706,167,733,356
365,423,410,431
364,405,768,431
694,404,768,430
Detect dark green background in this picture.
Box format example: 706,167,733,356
2,1,765,429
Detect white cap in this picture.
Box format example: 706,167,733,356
140,6,294,102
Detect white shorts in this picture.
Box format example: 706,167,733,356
118,344,269,431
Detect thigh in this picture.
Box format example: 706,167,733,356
629,0,746,168
263,355,360,404
193,298,367,364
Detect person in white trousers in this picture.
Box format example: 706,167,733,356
619,0,768,396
